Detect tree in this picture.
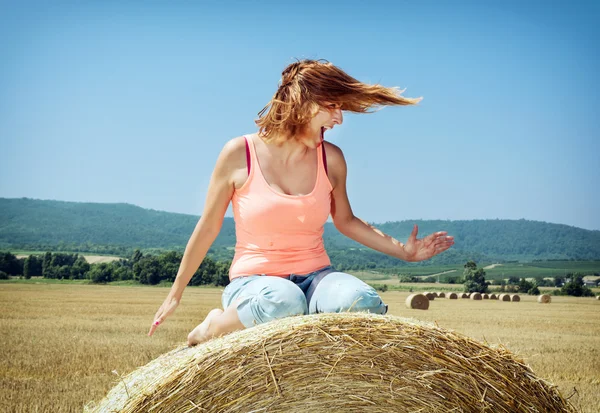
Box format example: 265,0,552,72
213,261,231,287
518,278,540,295
463,260,489,293
133,257,161,285
23,255,43,279
560,273,594,297
88,263,114,283
0,252,21,276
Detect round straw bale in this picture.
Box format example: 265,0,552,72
460,293,469,298
482,294,489,299
596,295,600,300
406,293,429,310
537,294,551,303
498,294,511,302
424,292,435,300
511,294,521,302
437,292,446,298
470,292,482,300
86,313,575,413
489,294,497,300
447,292,458,299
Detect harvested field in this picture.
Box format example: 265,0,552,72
1,284,599,412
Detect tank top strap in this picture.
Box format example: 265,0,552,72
320,142,328,176
244,134,259,178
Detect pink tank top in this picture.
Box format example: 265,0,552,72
228,134,333,280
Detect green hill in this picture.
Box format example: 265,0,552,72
1,198,599,265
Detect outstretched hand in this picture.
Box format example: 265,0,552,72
148,295,179,337
403,224,454,262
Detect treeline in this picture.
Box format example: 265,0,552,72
460,261,596,297
0,250,230,287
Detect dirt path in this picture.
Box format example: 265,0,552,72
483,263,503,270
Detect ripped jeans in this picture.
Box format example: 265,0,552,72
221,266,388,328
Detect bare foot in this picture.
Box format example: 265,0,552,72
187,308,224,346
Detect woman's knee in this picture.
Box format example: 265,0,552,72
236,277,307,327
309,272,387,315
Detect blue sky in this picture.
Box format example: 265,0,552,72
1,1,599,230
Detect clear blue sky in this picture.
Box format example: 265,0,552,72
1,1,598,230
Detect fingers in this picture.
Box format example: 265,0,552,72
409,224,418,242
433,235,454,254
148,318,162,336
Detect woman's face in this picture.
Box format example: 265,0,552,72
300,102,343,148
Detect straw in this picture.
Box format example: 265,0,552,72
86,313,575,413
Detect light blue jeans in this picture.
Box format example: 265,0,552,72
221,266,388,328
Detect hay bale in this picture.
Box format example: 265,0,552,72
406,293,429,310
511,294,521,302
596,295,600,300
86,313,575,413
470,292,482,300
423,292,435,300
489,294,497,300
537,294,551,304
498,294,511,302
460,293,469,299
447,292,458,299
437,292,446,298
482,294,489,299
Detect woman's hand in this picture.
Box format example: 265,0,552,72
148,295,180,337
403,224,454,262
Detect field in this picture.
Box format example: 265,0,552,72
14,253,122,264
1,284,599,412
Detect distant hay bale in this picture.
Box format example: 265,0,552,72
596,295,600,300
511,294,521,302
489,294,497,300
470,292,482,300
86,313,575,413
498,294,511,302
538,294,551,304
437,292,446,298
424,292,435,300
460,293,469,298
406,293,430,310
447,292,458,299
482,294,489,299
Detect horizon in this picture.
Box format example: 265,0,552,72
4,196,598,232
1,1,598,231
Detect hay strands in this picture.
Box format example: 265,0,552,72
86,313,576,413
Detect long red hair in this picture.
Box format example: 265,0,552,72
256,59,422,143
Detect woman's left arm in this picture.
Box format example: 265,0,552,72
325,142,454,263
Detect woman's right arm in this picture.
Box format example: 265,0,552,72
148,137,246,336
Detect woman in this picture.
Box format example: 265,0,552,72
148,59,454,346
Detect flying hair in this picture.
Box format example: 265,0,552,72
255,59,422,143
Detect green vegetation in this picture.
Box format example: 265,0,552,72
2,198,600,269
0,250,230,287
462,261,489,293
555,273,595,297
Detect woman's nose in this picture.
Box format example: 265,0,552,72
334,109,343,125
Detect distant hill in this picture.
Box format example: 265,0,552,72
1,198,599,264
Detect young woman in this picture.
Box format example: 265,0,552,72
148,59,454,346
